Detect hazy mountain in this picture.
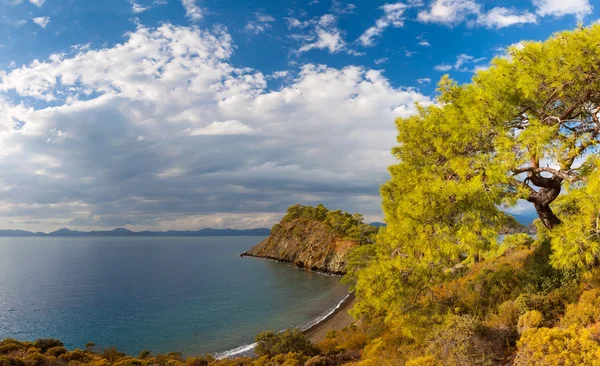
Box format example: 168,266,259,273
0,228,270,237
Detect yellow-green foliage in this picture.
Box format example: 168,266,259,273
254,330,316,359
515,326,600,366
517,310,543,333
280,205,378,245
560,289,600,327
549,160,600,270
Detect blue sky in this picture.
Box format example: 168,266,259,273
0,0,597,231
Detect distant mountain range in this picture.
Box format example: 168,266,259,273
0,227,271,237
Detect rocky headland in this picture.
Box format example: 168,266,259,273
242,204,378,275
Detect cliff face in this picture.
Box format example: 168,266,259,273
242,219,359,275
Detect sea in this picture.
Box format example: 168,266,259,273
0,236,350,357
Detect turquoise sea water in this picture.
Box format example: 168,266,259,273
0,236,349,356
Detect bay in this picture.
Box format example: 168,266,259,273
0,236,349,356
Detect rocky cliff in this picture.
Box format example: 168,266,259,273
242,205,377,275
242,219,358,274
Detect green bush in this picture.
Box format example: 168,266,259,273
45,346,67,357
59,349,91,363
32,340,63,354
255,329,317,358
517,311,543,334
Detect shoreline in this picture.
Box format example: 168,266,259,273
303,293,356,343
240,252,346,276
215,293,356,359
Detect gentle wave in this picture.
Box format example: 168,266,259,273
299,293,351,332
214,293,352,360
214,342,258,359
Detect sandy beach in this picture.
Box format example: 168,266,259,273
304,293,356,343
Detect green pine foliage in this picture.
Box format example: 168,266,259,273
278,204,378,245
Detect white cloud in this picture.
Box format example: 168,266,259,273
186,120,257,136
331,0,356,14
181,0,203,22
417,78,431,84
359,3,408,47
269,71,289,79
418,0,536,28
32,16,50,28
28,0,45,7
244,12,276,35
434,63,452,71
417,0,480,25
476,7,537,28
294,14,348,54
495,41,526,61
418,40,431,46
0,24,431,231
374,57,388,65
434,53,487,72
533,0,592,18
129,0,148,14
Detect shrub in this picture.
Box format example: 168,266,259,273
45,346,67,357
113,357,146,366
59,349,91,363
184,357,209,366
517,311,543,334
405,356,437,366
23,352,46,366
85,342,96,352
0,356,25,366
137,350,150,360
427,315,494,366
561,289,600,327
254,330,317,358
32,340,63,354
102,347,125,362
514,326,600,365
0,344,20,355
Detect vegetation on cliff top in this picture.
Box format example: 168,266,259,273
274,204,378,245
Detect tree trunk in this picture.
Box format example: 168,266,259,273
526,181,562,230
533,202,562,229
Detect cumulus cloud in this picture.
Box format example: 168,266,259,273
418,0,536,28
244,12,275,35
359,3,408,47
185,120,257,136
533,0,592,18
293,14,349,54
32,16,50,28
475,7,537,28
417,0,480,25
434,63,452,71
129,0,148,14
434,53,486,72
0,25,431,231
181,0,203,22
28,0,45,7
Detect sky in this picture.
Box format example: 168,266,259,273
0,0,597,232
